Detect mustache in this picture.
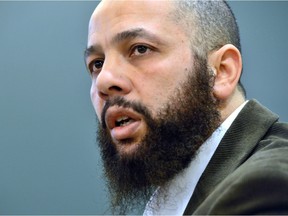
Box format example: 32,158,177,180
101,96,152,129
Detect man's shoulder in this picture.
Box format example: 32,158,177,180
239,134,288,181
251,118,288,162
193,103,288,215
194,134,288,215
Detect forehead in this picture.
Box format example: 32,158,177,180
91,0,174,22
88,0,177,42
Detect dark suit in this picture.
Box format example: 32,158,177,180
184,99,288,215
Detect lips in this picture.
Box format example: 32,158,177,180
105,106,143,142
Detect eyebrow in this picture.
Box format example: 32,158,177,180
84,28,161,60
112,28,158,44
84,44,102,60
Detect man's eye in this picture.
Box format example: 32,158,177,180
89,60,104,74
132,45,151,56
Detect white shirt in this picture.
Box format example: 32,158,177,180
143,101,248,215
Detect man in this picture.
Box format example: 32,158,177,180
85,0,288,214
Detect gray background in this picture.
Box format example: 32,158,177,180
0,1,287,214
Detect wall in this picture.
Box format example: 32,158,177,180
230,1,288,122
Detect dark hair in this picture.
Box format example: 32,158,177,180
172,0,246,97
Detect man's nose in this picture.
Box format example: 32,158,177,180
95,57,132,100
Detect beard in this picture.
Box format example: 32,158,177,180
96,54,221,214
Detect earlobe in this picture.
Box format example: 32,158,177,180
209,44,242,101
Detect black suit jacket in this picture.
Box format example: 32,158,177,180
184,99,288,215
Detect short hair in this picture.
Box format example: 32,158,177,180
172,0,246,97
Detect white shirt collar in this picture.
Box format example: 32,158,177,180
144,101,248,215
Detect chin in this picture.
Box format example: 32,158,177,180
114,139,144,160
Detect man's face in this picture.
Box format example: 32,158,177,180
86,0,220,213
86,0,195,157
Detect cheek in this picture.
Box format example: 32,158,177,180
138,69,189,105
135,79,176,117
90,82,102,121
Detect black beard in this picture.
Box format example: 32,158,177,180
97,55,221,214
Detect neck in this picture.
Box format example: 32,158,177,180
219,90,245,123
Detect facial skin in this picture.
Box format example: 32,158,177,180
86,0,195,156
85,0,244,214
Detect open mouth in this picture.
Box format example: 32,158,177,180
102,106,148,156
105,107,143,142
115,116,135,127
106,107,140,130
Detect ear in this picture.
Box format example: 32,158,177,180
208,44,242,100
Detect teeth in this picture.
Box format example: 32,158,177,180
115,116,132,127
116,116,129,122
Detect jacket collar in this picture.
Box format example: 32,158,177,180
184,99,279,214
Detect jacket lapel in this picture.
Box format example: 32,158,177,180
184,99,279,214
